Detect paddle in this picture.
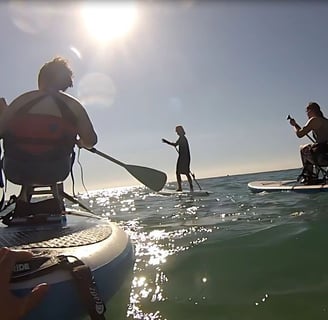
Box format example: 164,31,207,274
61,191,94,214
87,148,167,192
190,171,202,190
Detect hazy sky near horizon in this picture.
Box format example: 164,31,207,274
1,1,328,193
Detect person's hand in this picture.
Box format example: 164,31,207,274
75,138,96,150
289,118,297,127
75,139,83,149
0,247,48,320
162,138,169,144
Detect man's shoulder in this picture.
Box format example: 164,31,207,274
306,117,328,130
9,90,42,107
12,90,40,100
56,92,82,107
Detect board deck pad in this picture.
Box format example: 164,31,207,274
0,214,112,250
248,180,328,193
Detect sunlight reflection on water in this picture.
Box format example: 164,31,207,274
72,170,328,319
83,185,215,319
125,223,211,320
77,179,302,319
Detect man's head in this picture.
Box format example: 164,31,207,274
38,57,73,92
176,125,185,136
306,102,324,118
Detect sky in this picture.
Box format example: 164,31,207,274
1,0,328,193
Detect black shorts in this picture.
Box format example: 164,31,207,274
4,155,72,186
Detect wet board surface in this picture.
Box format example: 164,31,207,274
248,180,328,193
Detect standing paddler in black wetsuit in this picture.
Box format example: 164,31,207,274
162,125,193,192
0,57,98,218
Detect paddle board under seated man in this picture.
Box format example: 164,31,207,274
162,125,193,192
0,56,98,223
288,102,328,185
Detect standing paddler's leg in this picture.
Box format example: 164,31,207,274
186,173,193,192
176,172,182,191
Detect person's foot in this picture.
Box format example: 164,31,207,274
300,175,319,185
176,188,182,192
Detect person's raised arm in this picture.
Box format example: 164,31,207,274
291,118,316,139
162,138,177,147
75,106,98,149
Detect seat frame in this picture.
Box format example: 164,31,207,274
18,183,65,212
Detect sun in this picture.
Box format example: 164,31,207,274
80,2,138,42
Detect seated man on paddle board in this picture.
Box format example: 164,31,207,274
289,102,328,184
0,247,48,319
0,57,98,208
162,125,193,192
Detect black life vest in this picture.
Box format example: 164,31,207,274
4,94,78,161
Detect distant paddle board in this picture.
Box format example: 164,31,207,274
248,180,328,193
159,189,213,197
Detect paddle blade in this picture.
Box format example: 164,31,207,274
125,164,167,191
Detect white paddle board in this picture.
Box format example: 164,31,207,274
248,180,328,193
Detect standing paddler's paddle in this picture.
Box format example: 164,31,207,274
190,171,202,190
87,148,167,192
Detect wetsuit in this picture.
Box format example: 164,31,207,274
176,135,191,175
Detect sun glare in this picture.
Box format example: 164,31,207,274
80,2,138,42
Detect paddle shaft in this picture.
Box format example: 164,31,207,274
86,147,167,192
89,148,125,167
61,191,94,213
287,115,315,143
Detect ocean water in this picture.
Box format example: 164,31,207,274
78,168,328,320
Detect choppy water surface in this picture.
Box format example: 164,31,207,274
78,168,328,320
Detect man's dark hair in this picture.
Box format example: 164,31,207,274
38,57,73,92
